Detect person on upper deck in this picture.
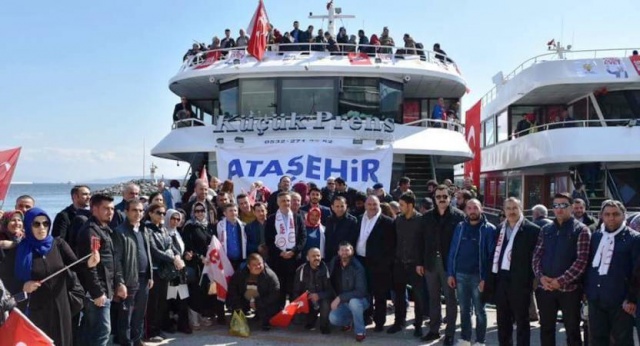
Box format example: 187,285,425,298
369,34,381,54
402,34,417,55
324,32,340,53
514,113,537,137
559,108,576,128
302,25,314,46
312,29,326,51
336,27,349,51
434,43,453,63
236,29,249,47
432,98,446,126
379,27,395,54
173,96,195,122
183,43,201,62
290,21,302,44
357,30,370,53
220,29,235,50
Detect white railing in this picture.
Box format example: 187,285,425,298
510,118,638,138
404,118,465,133
481,48,639,107
179,42,460,73
172,118,206,129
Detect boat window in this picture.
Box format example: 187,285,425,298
595,90,640,122
483,117,496,147
240,79,276,116
219,80,238,116
610,169,640,207
380,79,403,122
497,178,507,207
281,78,336,115
508,176,522,199
339,77,380,118
525,176,544,208
496,111,509,142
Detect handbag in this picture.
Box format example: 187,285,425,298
157,262,180,281
66,270,85,316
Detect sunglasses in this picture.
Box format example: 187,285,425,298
552,203,570,209
155,211,167,216
32,221,50,228
170,216,181,221
194,209,206,213
435,195,449,200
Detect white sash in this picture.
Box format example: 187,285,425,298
275,210,296,251
492,214,524,273
592,222,626,276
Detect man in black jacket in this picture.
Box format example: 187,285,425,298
328,242,369,342
113,199,154,346
265,192,307,309
293,248,334,334
355,195,395,331
324,196,359,258
572,198,596,228
227,253,280,331
388,192,425,337
334,177,359,209
418,184,465,345
267,176,292,216
52,185,91,244
488,197,540,346
77,193,126,346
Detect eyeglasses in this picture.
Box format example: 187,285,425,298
194,209,206,213
170,217,181,221
552,203,570,209
435,195,449,200
32,221,50,228
155,211,167,216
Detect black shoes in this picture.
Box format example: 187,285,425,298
413,326,423,338
373,325,384,332
386,324,403,334
443,335,454,345
421,331,441,342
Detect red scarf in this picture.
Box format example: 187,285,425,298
305,207,322,228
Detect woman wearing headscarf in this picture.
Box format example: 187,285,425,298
182,202,225,327
146,203,187,338
14,208,99,346
0,211,24,296
302,207,325,259
162,208,191,334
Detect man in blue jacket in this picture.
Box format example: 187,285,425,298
585,199,640,345
447,199,496,346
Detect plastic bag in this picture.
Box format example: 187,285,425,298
229,310,250,337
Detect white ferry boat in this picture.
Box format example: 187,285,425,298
151,1,472,195
459,44,640,213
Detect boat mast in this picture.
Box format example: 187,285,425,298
308,0,355,37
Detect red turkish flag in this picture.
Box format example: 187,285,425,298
246,0,270,61
269,292,310,327
201,235,234,302
0,147,21,203
464,101,481,188
0,308,54,346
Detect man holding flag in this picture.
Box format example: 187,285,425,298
291,247,333,334
227,253,280,331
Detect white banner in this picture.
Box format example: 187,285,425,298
216,143,392,194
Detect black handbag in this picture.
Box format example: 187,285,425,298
157,262,180,281
66,270,85,316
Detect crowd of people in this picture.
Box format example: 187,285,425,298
182,23,453,64
1,173,640,346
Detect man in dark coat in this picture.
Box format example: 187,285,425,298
173,96,195,122
77,193,126,346
52,185,91,244
264,192,307,309
267,176,292,216
227,253,280,331
355,196,395,331
324,196,359,259
584,199,640,345
572,198,596,228
293,248,334,334
418,184,465,345
487,197,540,346
113,199,154,346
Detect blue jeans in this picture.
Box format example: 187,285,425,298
456,273,486,343
83,297,112,346
329,298,370,335
118,278,149,346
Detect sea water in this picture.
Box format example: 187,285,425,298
3,183,117,216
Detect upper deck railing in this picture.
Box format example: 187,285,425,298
510,118,638,139
480,48,639,107
178,42,460,74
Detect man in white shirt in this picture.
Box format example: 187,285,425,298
355,196,395,331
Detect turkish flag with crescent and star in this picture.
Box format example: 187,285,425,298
269,291,309,327
0,308,54,346
246,0,270,61
202,235,234,302
464,102,481,187
0,147,21,204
